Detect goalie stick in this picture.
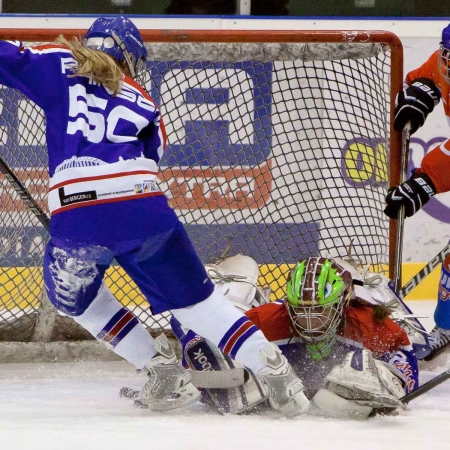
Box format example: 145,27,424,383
125,368,450,412
0,154,50,229
188,367,247,388
372,369,450,416
401,369,450,405
120,367,248,402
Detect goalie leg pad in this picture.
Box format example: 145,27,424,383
206,254,260,308
258,343,310,418
324,349,406,410
184,336,267,414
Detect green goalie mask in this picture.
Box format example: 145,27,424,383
285,257,353,361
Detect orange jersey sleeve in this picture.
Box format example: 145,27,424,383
405,51,450,192
406,51,450,116
416,141,450,193
245,302,294,342
405,51,441,85
343,305,410,355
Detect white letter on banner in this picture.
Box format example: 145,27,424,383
160,68,255,146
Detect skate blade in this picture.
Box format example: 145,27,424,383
423,341,450,361
120,387,139,399
134,399,150,409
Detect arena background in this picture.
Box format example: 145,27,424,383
0,14,447,301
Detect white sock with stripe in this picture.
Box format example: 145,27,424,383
72,281,156,369
171,289,269,374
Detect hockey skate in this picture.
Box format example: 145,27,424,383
138,334,200,411
424,326,450,361
258,343,310,418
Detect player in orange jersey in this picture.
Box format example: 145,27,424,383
384,24,450,359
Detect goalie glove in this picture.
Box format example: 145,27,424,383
394,77,441,134
317,349,406,413
384,171,436,219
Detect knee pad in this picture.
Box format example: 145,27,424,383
43,242,106,316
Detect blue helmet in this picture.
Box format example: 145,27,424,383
440,24,450,83
83,16,147,79
442,24,450,50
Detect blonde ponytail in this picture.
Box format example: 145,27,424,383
56,35,127,95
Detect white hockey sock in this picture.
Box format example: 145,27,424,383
72,282,156,369
171,289,269,374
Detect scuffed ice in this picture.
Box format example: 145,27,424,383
0,301,449,450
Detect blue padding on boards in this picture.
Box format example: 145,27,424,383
184,222,320,264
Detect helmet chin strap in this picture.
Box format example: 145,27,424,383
111,31,136,78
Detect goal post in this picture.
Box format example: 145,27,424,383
0,29,403,358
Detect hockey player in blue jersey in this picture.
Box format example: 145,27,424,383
0,16,310,417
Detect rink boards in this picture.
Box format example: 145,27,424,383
0,262,439,312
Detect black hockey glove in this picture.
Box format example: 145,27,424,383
384,172,437,219
394,77,441,134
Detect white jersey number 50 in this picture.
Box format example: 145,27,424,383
67,84,150,144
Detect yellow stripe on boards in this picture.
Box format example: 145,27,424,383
401,262,440,301
0,262,440,311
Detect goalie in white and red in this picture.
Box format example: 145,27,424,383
171,255,425,419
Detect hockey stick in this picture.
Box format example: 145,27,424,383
392,122,411,293
372,368,450,416
392,120,450,299
401,369,450,404
120,367,247,400
0,154,50,229
0,153,56,342
188,367,247,388
399,241,450,299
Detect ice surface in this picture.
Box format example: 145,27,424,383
0,301,449,450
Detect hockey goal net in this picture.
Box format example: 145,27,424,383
0,29,403,354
